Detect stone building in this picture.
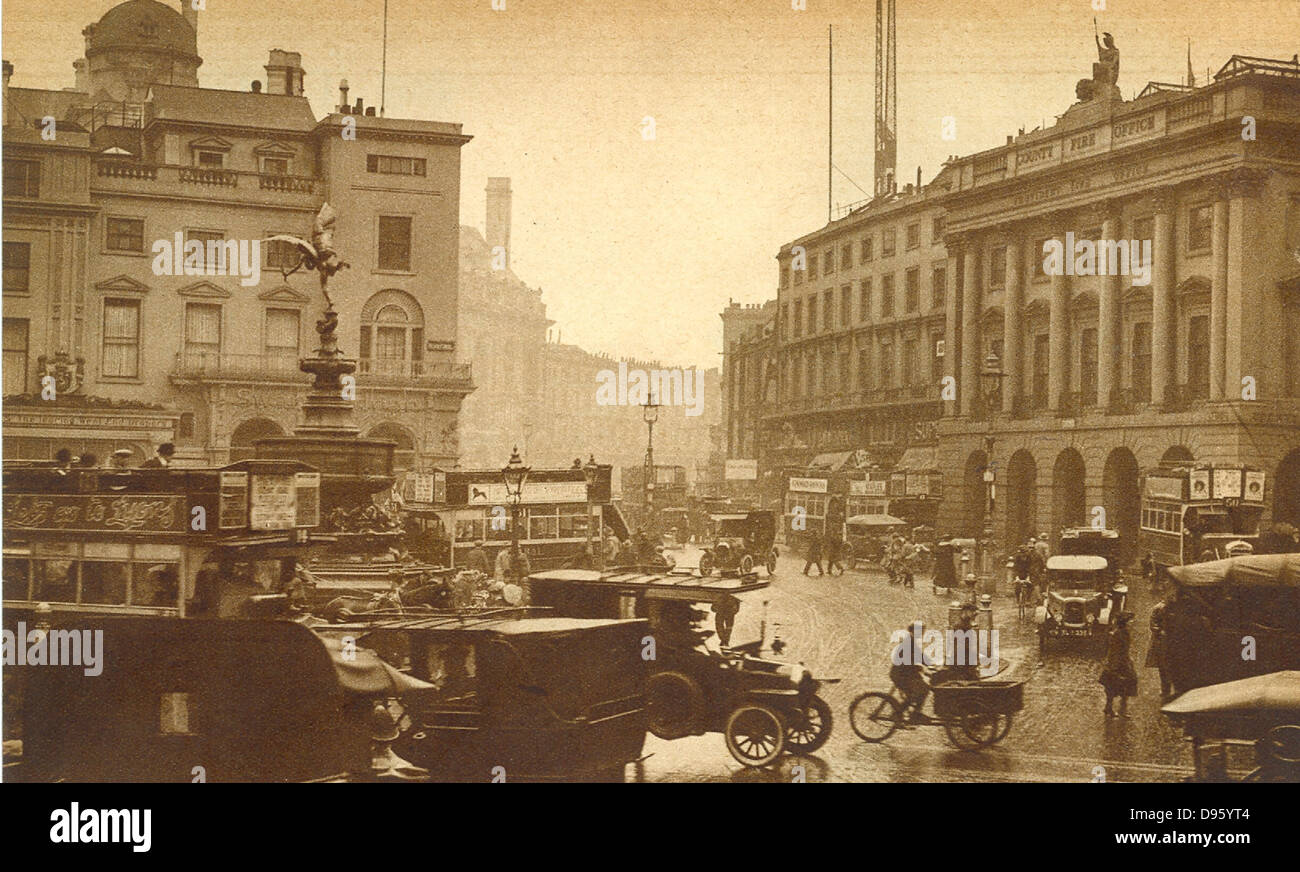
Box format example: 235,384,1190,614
2,0,473,470
724,52,1300,546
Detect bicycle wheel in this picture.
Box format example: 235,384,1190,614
849,691,902,743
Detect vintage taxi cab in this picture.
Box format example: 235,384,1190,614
1035,554,1128,647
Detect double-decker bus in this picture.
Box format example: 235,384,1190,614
1139,464,1267,568
400,464,630,571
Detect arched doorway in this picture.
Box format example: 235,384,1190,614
1005,449,1038,548
1159,445,1194,467
1103,447,1141,563
230,418,285,462
367,422,416,473
1051,448,1086,537
1276,448,1300,527
963,450,988,538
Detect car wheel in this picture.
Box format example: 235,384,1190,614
724,704,786,767
645,670,705,740
739,554,755,575
766,551,777,575
698,552,715,577
786,695,833,753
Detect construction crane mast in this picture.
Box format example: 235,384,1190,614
874,0,897,197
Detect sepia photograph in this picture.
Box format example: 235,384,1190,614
1,0,1299,836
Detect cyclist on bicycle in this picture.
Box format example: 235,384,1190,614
890,621,934,721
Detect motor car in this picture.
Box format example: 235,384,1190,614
698,511,779,577
1035,554,1128,646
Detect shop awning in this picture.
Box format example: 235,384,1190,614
895,446,939,471
808,449,874,471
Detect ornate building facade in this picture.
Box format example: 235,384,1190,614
2,0,473,470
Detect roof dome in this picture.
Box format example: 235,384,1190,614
85,0,198,61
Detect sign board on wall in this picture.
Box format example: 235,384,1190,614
788,477,828,494
250,474,297,530
725,459,758,481
468,481,589,505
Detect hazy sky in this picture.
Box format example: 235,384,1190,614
4,0,1298,366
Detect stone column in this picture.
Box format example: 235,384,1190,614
1209,186,1230,400
1048,217,1070,412
1149,188,1176,406
1002,233,1023,414
1223,168,1269,399
943,246,961,416
1098,207,1122,408
960,242,981,416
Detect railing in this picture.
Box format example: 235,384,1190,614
171,351,307,379
358,358,473,382
93,158,318,196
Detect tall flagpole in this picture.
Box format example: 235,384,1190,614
380,0,389,117
828,24,833,223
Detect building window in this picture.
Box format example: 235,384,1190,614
3,242,31,293
860,236,873,263
195,150,225,169
881,274,895,317
264,233,300,269
840,285,852,328
102,299,141,378
1080,327,1098,405
857,348,871,389
781,303,789,339
360,290,425,377
822,290,833,330
793,300,802,337
906,223,920,250
882,228,896,257
841,244,853,270
1188,204,1213,253
859,279,872,322
823,250,835,275
186,230,227,273
990,245,1007,288
902,337,918,385
780,265,790,288
378,216,413,271
932,266,946,310
931,216,944,244
879,339,895,387
184,302,223,366
4,159,40,197
178,412,195,438
807,296,817,333
1032,333,1050,408
3,318,29,395
366,154,427,176
264,308,300,369
105,218,145,253
808,253,818,280
1131,322,1151,403
904,267,920,313
805,354,815,396
259,156,290,176
931,331,944,381
1187,315,1209,397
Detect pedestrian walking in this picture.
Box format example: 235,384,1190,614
1145,600,1173,699
826,532,845,576
1099,611,1138,717
802,532,824,576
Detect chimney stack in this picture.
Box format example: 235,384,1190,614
486,177,512,272
264,49,305,96
338,79,349,112
2,61,12,129
180,1,198,37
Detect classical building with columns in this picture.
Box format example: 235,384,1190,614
725,54,1300,551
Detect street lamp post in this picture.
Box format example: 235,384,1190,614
642,395,659,536
979,350,1005,598
502,445,530,583
582,454,602,571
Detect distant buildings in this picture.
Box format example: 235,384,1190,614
2,0,472,470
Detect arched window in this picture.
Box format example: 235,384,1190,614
367,422,416,473
360,290,425,376
230,417,285,462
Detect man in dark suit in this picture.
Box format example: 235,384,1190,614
140,442,176,468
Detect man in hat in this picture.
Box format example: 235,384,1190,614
108,448,134,469
140,442,176,468
464,540,491,575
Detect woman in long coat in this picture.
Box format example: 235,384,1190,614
1099,611,1138,717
